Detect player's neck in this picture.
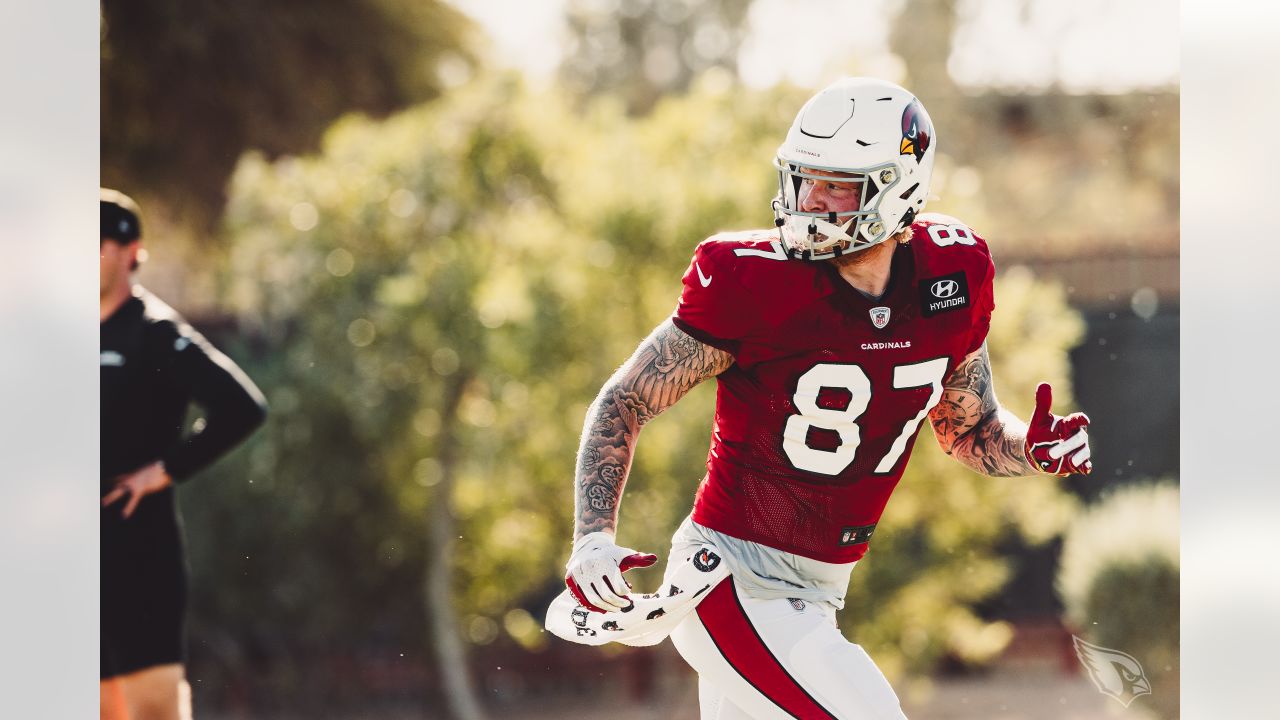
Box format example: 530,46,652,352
831,241,897,299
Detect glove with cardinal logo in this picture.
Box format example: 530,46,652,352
1024,383,1093,476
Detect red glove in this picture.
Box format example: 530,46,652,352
1024,383,1092,476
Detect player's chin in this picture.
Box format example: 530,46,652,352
829,242,876,266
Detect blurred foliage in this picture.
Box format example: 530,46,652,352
100,0,475,230
879,0,1181,254
890,0,959,103
560,0,751,114
1057,482,1179,719
182,72,1087,705
926,91,1180,248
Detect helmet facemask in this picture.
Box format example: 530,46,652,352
772,160,905,261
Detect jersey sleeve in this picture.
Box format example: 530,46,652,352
151,320,269,481
671,240,759,354
914,214,998,356
965,250,996,354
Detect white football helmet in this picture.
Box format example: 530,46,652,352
773,77,936,260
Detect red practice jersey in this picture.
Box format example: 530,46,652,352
672,214,995,563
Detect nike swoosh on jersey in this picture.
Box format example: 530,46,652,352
696,262,713,287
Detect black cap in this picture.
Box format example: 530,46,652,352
101,188,142,242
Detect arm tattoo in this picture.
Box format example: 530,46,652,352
574,319,734,539
928,344,1036,477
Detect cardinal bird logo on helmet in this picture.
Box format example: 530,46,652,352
900,100,932,163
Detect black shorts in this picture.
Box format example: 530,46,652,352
101,487,188,679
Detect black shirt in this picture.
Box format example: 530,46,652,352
100,286,267,489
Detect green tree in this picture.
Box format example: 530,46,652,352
198,75,560,717
560,0,752,114
101,0,474,229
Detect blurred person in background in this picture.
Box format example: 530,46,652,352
99,188,268,720
550,78,1094,719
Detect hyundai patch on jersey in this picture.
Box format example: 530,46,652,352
918,271,970,317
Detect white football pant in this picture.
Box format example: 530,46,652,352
670,577,908,720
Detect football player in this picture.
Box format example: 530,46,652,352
556,78,1092,719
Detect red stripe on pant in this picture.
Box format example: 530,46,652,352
695,580,837,719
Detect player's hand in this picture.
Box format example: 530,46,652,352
1024,383,1092,476
102,461,173,519
564,531,658,613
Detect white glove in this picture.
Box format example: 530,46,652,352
564,531,657,613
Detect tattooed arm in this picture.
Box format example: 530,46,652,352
928,343,1037,477
574,319,735,540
